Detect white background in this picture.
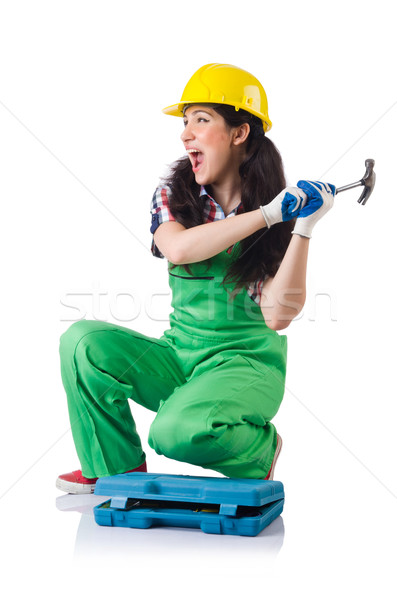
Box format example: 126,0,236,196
0,0,396,598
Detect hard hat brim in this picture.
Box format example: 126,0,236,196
162,103,185,118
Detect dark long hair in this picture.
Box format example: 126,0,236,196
161,104,294,292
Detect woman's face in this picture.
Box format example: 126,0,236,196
181,105,245,187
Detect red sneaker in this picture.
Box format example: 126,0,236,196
264,435,282,480
56,461,147,494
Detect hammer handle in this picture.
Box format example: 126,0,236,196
336,179,363,194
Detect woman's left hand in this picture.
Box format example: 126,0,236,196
260,186,307,228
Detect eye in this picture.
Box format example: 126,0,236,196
182,115,210,128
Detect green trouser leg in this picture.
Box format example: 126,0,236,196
59,319,186,478
148,354,284,479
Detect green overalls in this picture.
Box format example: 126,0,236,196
59,244,287,479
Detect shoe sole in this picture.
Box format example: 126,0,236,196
56,477,96,495
266,434,283,481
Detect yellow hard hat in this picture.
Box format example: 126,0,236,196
162,63,272,132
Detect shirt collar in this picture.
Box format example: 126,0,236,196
199,185,243,215
199,185,211,198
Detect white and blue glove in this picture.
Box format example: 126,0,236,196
292,180,336,238
260,187,307,228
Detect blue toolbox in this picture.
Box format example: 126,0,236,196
94,472,284,536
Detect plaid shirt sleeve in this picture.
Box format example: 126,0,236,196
247,278,264,306
150,185,176,258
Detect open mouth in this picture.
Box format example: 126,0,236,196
186,149,204,173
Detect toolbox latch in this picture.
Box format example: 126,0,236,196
109,496,129,509
219,503,237,516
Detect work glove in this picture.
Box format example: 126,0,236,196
292,180,336,238
260,187,307,228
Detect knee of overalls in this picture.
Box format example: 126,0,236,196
59,319,112,362
147,375,227,465
148,402,214,466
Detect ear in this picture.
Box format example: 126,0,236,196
232,123,250,146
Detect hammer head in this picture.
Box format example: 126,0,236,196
358,158,376,205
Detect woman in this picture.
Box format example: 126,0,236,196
56,63,335,494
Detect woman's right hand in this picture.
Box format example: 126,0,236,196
291,180,335,238
260,187,307,229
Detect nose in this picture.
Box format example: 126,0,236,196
180,121,194,143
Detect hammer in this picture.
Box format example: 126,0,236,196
335,158,376,205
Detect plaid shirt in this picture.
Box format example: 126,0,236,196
150,185,264,305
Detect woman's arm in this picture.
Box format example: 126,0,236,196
260,181,336,330
153,208,267,264
260,234,310,331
